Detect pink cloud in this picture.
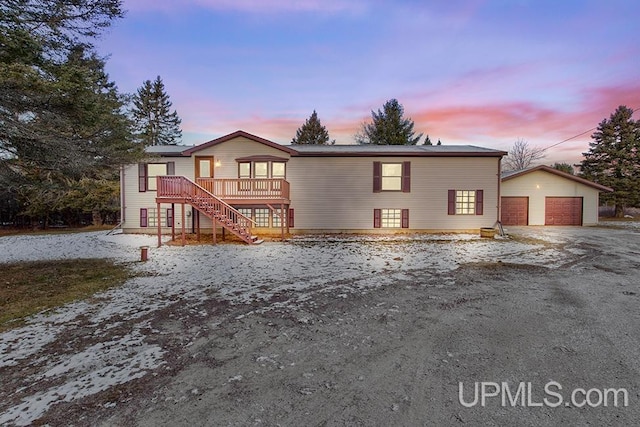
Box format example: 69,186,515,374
179,80,640,168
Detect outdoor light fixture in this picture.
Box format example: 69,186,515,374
215,160,222,167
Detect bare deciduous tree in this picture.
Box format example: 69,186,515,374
503,139,545,171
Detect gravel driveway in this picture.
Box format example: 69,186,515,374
1,225,639,425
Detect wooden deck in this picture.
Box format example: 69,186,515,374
155,176,261,246
195,178,290,204
155,176,290,246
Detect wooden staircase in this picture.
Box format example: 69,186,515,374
157,176,263,244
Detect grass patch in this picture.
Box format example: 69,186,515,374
0,225,114,237
0,258,134,331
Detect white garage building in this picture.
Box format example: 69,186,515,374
501,165,613,226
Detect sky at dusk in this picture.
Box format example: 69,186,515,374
96,0,640,165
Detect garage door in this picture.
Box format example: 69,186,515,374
545,197,582,225
501,197,528,225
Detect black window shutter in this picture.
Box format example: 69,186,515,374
140,208,148,227
401,209,409,228
167,208,173,227
138,163,147,192
448,190,456,215
373,162,382,193
476,190,484,215
402,161,411,193
288,208,294,228
373,209,381,228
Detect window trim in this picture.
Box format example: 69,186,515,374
374,208,409,228
448,189,484,216
237,160,287,179
373,161,410,193
139,162,174,192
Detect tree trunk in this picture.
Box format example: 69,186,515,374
615,204,625,218
92,209,102,226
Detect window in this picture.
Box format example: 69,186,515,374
238,208,252,219
381,209,401,227
374,208,409,228
147,208,158,227
272,162,286,191
140,208,148,227
254,162,268,179
373,161,410,192
239,162,251,178
147,164,168,191
238,162,251,191
272,162,286,178
448,189,484,215
456,190,475,215
237,161,286,179
272,208,286,227
254,208,269,227
382,164,402,191
139,162,174,192
167,208,173,227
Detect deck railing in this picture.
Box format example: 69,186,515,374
196,178,290,200
157,176,255,231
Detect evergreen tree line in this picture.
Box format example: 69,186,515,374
0,0,182,228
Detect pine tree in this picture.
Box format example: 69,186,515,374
552,162,574,175
581,105,640,217
424,135,432,145
132,76,182,146
437,139,442,146
291,110,334,144
355,99,423,145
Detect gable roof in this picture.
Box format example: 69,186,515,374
182,130,297,156
147,130,507,158
501,165,613,192
288,144,506,157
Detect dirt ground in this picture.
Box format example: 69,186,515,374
1,226,639,426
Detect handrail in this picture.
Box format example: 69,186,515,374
157,176,256,226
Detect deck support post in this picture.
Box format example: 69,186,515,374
157,201,162,248
281,203,285,241
213,219,217,245
171,203,175,241
181,202,186,246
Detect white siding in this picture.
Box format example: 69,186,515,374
122,157,193,233
501,171,601,226
122,136,502,233
288,156,500,232
193,136,291,179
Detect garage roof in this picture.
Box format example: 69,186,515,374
502,165,613,192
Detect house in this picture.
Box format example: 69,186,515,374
500,165,613,226
120,130,507,244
